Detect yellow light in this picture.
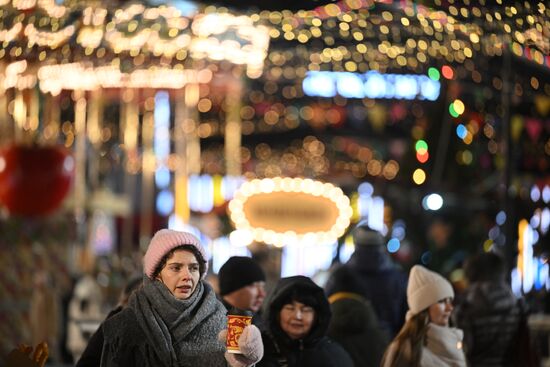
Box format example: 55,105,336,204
483,239,493,252
228,177,352,246
453,99,465,115
413,168,426,185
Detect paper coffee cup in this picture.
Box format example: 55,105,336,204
226,314,252,354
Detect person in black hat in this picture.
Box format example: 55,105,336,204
218,256,267,326
325,220,408,339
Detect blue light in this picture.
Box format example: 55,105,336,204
155,167,171,189
496,211,506,225
419,76,440,101
303,72,336,98
303,71,440,100
336,72,365,98
222,175,246,201
422,193,443,211
456,124,467,139
394,75,417,99
358,182,374,196
188,174,214,213
488,226,500,240
387,238,401,253
154,91,171,160
212,237,251,273
391,219,406,240
156,190,174,216
364,71,386,99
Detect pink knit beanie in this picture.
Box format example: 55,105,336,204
143,229,208,279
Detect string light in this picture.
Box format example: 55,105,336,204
228,177,352,246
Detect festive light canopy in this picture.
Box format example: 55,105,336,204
0,0,547,205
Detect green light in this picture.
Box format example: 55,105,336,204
428,67,440,81
415,140,428,152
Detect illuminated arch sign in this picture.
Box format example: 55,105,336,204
302,71,440,101
228,177,352,246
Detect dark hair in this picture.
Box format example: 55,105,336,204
464,252,505,283
279,286,319,310
152,245,206,278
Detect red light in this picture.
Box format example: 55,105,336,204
441,65,454,80
416,151,429,163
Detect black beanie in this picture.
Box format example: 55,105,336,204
218,256,266,296
352,220,385,246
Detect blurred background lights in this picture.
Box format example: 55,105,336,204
303,71,440,100
541,208,550,234
542,186,550,203
229,229,254,247
155,167,171,189
456,124,468,140
483,239,494,252
441,65,454,80
422,193,443,211
489,226,500,240
415,139,429,164
416,150,429,163
413,168,426,185
156,190,174,216
391,219,406,240
212,236,251,273
531,185,541,202
415,139,428,153
358,181,374,196
449,99,465,118
281,240,337,277
496,210,507,225
339,235,355,264
428,67,440,81
387,238,400,253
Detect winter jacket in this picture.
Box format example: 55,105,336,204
100,279,228,367
327,292,389,367
76,306,122,367
258,276,354,367
325,245,408,337
382,323,466,367
452,281,523,367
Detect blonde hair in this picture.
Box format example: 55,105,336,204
381,310,430,367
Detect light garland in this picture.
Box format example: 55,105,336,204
228,177,352,246
36,62,203,94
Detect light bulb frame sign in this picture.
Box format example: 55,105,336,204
228,177,352,247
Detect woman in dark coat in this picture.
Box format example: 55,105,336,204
258,275,354,367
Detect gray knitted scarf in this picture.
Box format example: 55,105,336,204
128,276,227,367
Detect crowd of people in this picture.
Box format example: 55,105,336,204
7,224,537,367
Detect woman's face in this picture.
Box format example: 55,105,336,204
157,249,200,300
279,301,315,340
428,297,453,326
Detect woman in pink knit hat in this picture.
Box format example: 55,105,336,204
381,265,466,367
99,229,263,367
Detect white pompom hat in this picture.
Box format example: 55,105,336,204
407,265,454,318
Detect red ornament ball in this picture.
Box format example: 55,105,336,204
0,144,74,216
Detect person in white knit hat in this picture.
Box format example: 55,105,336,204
99,229,264,367
381,265,466,367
